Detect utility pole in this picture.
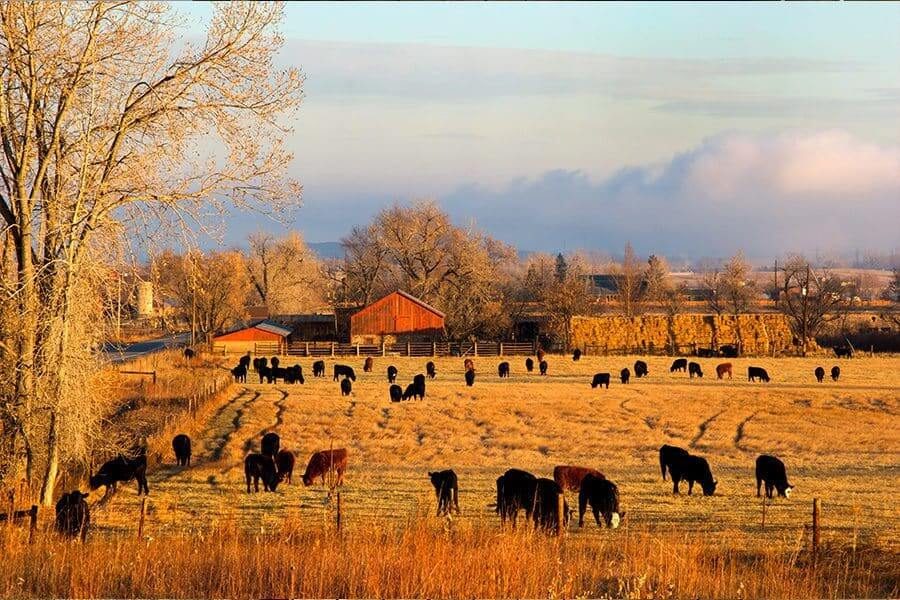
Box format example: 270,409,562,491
190,254,197,347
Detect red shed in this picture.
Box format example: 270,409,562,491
350,291,445,344
211,320,292,355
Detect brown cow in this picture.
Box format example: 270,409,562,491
364,357,374,372
536,349,546,363
716,362,733,379
464,358,474,371
302,448,348,486
553,465,606,492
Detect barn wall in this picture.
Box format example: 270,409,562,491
213,328,282,342
350,293,444,341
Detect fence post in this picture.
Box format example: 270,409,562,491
812,498,821,562
28,505,38,544
499,342,504,356
382,342,386,357
432,341,436,357
336,492,342,531
474,341,478,357
556,492,565,536
355,343,360,356
138,498,148,539
406,341,411,356
331,342,335,357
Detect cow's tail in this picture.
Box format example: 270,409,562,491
659,448,667,480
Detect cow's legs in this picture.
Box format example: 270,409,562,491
672,476,680,494
246,473,252,493
756,477,762,497
687,480,694,495
592,506,602,527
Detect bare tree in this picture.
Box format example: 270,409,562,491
777,256,850,355
613,243,645,317
244,232,325,315
527,253,594,351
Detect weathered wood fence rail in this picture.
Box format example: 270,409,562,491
213,341,540,357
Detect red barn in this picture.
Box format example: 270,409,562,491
211,320,292,355
350,291,445,345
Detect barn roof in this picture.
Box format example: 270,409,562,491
253,320,292,337
367,290,445,319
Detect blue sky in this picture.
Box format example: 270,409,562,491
177,2,900,258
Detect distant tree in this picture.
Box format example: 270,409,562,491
244,232,325,315
612,243,645,317
721,251,756,316
777,255,850,355
542,254,594,351
644,254,672,304
555,253,568,283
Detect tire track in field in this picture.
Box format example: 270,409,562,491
206,389,261,462
689,409,727,449
733,411,760,452
243,388,290,454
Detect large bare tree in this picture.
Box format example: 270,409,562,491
777,256,850,355
613,243,645,317
0,2,302,503
244,231,325,315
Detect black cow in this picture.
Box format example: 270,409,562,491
271,356,280,370
831,366,840,381
389,384,403,402
634,360,648,378
253,357,267,373
498,361,510,378
402,383,419,400
341,378,352,396
525,357,534,372
90,455,149,496
833,345,853,358
659,444,689,481
276,449,295,484
719,344,739,358
670,358,688,373
591,373,610,389
578,474,623,529
688,362,703,378
244,453,281,493
756,454,794,499
172,433,191,466
539,360,548,376
413,374,426,399
620,368,630,384
426,361,436,379
257,366,271,384
387,365,398,383
231,364,247,383
261,432,280,459
696,348,715,358
572,348,582,361
465,368,475,387
183,348,195,360
239,353,252,370
814,366,825,383
532,478,569,534
333,364,356,381
664,451,717,496
313,360,326,378
748,366,770,382
55,490,90,540
429,469,460,516
496,468,538,527
285,364,304,384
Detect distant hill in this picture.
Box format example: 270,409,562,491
309,242,344,260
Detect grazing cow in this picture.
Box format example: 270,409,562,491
716,363,733,379
429,470,460,516
271,356,280,370
261,432,280,459
756,455,794,499
276,449,295,484
183,348,195,360
536,349,546,363
688,362,703,378
525,357,534,372
539,360,548,376
620,368,630,384
495,468,538,527
231,364,247,383
239,353,252,370
285,365,304,385
578,474,623,529
333,364,356,381
696,348,714,358
364,357,374,372
591,373,610,389
634,360,648,378
244,453,281,492
387,365,398,383
340,378,352,396
402,383,421,401
257,366,271,384
670,358,688,373
498,361,510,378
413,374,426,399
426,361,436,379
389,384,403,402
465,368,475,387
831,366,840,381
748,366,770,383
313,360,326,378
55,490,90,540
553,465,605,492
90,455,149,496
532,478,570,534
572,349,582,361
834,345,853,359
659,444,690,481
666,452,717,496
172,434,191,466
815,366,825,383
302,448,348,486
464,358,475,372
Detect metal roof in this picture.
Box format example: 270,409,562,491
394,290,445,318
253,320,292,337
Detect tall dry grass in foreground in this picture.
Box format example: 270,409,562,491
0,517,893,599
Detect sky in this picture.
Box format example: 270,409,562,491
176,2,900,260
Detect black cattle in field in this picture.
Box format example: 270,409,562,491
387,365,398,383
659,444,690,481
284,365,304,384
90,454,149,496
553,465,605,492
257,366,273,384
239,353,251,370
719,344,739,358
756,454,793,499
413,374,426,398
426,361,436,379
591,373,610,389
55,490,90,540
429,469,460,516
670,358,688,373
834,345,853,358
244,453,281,492
496,468,538,527
578,474,623,529
333,364,356,381
465,368,475,387
389,384,403,402
183,348,195,360
525,357,534,372
313,360,326,378
261,432,280,459
231,364,247,383
831,366,840,381
532,478,569,534
276,449,295,484
539,360,548,376
498,361,510,378
172,434,191,466
696,348,714,358
661,449,717,495
815,366,825,383
748,366,770,382
364,357,374,372
688,362,703,378
341,378,352,396
271,356,280,370
572,348,582,361
620,368,630,384
253,357,267,373
634,360,648,378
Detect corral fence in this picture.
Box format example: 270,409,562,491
212,340,540,358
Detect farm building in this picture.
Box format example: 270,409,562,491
350,290,445,345
211,320,292,355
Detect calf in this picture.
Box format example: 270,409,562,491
572,349,582,361
553,465,605,492
496,468,538,527
634,360,648,378
667,452,717,496
756,454,793,499
261,432,280,459
688,362,703,378
716,362,733,379
670,358,688,373
498,361,510,378
172,433,191,466
426,361,436,379
313,360,326,378
231,364,247,383
90,455,149,496
413,374,426,399
525,357,534,372
276,449,296,484
532,478,569,534
659,444,689,481
578,474,623,529
831,365,840,381
340,378,352,396
539,360,548,376
364,356,374,372
833,345,853,358
55,490,90,541
620,368,630,384
464,358,475,372
814,366,825,383
244,453,281,492
591,373,610,389
748,366,770,383
389,384,403,402
333,364,356,381
465,368,475,387
387,365,398,383
429,469,460,516
302,448,348,486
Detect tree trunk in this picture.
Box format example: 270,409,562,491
39,411,59,506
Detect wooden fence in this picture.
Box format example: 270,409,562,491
211,340,541,358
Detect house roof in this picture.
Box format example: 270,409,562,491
251,320,292,337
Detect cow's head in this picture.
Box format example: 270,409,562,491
782,484,794,499
702,479,718,496
88,474,108,490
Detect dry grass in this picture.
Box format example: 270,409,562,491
4,353,898,597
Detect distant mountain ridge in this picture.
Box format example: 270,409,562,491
308,241,345,259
